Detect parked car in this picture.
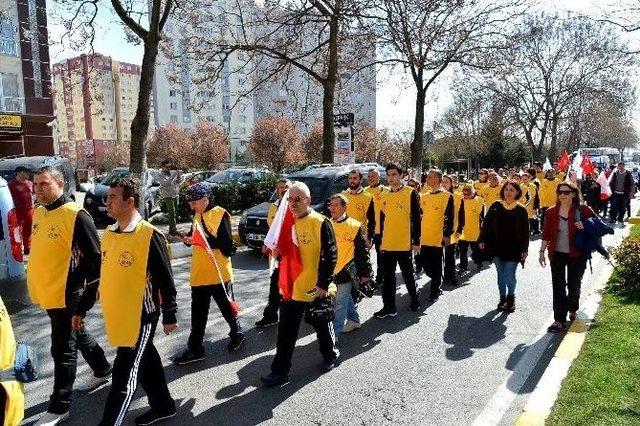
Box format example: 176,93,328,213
204,168,272,187
238,165,386,249
83,167,161,222
0,155,76,201
180,170,218,188
0,176,26,310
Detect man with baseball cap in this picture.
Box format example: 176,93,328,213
174,183,244,365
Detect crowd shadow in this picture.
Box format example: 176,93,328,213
443,310,508,361
505,332,563,395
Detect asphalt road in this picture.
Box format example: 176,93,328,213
13,201,636,425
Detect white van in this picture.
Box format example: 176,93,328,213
0,176,26,312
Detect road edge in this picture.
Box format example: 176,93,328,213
513,223,632,426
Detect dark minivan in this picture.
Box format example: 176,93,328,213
238,165,386,250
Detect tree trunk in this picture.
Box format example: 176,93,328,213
321,12,340,164
549,115,559,161
130,40,159,175
411,88,426,175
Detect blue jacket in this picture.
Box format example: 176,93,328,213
574,215,614,259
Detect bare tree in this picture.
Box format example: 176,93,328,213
248,116,305,172
371,0,524,173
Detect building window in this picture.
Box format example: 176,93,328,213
170,115,178,123
183,115,191,124
0,72,22,113
239,114,247,123
169,90,176,97
0,14,18,56
27,0,42,97
169,102,177,110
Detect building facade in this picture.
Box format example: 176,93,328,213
52,54,144,169
0,0,55,156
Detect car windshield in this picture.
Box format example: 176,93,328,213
102,169,130,185
207,170,253,183
288,177,330,205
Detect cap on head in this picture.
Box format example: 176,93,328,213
185,182,210,201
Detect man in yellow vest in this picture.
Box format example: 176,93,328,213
342,168,375,244
28,166,111,426
538,169,561,228
72,178,178,426
420,170,454,302
329,194,373,337
0,295,23,426
374,163,421,318
256,178,291,328
364,168,387,287
481,172,503,209
261,182,338,387
174,183,243,365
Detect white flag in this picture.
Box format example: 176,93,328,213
571,152,583,180
264,189,290,251
543,157,552,171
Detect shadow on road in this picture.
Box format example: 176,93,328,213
443,310,508,361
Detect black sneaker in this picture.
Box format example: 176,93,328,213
373,307,397,319
255,317,278,328
321,358,337,373
410,295,421,311
227,333,245,351
134,408,177,425
173,349,205,365
260,373,290,387
429,292,442,302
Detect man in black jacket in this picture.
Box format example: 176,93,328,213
28,166,111,426
608,162,634,224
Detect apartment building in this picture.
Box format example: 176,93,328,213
0,0,55,156
52,54,145,168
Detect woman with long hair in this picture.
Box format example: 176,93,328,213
478,180,529,312
539,181,595,333
456,184,485,271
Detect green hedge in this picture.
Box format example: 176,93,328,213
177,175,278,220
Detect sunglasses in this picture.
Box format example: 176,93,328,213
557,190,573,195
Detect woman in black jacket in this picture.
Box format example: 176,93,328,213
478,180,529,313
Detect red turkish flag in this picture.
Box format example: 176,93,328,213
277,209,303,301
557,151,570,172
581,152,595,176
192,221,240,316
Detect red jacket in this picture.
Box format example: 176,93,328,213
542,204,594,261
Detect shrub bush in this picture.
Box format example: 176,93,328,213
177,175,279,221
608,235,640,298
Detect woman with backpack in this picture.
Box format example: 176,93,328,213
539,181,595,333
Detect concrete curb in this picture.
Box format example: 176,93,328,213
514,223,632,425
168,231,244,260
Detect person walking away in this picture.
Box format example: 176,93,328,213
481,172,503,210
157,160,181,236
608,161,634,225
174,183,243,365
73,178,178,426
442,175,461,286
478,180,529,313
457,184,485,271
521,171,540,235
256,178,291,327
364,168,387,288
0,295,24,426
374,163,421,318
260,182,338,387
329,194,373,337
420,170,454,300
538,181,594,333
538,169,561,229
28,166,112,426
8,166,33,254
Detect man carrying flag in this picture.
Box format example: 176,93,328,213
173,183,244,365
261,182,338,387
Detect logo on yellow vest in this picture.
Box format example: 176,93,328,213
119,251,135,267
299,231,312,245
47,225,62,239
356,202,364,212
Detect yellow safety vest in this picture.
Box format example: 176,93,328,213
474,180,488,194
450,191,463,244
539,179,560,208
293,210,326,302
481,185,502,209
267,202,278,227
521,183,538,218
190,207,234,286
341,189,373,234
100,220,156,347
0,296,24,426
364,185,387,235
331,217,361,274
420,190,452,247
27,202,81,309
460,196,484,242
380,186,414,251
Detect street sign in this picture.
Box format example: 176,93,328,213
0,115,21,132
334,113,354,165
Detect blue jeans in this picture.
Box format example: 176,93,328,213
494,259,518,296
333,282,360,337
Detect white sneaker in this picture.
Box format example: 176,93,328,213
343,319,362,333
76,373,110,392
35,411,69,425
